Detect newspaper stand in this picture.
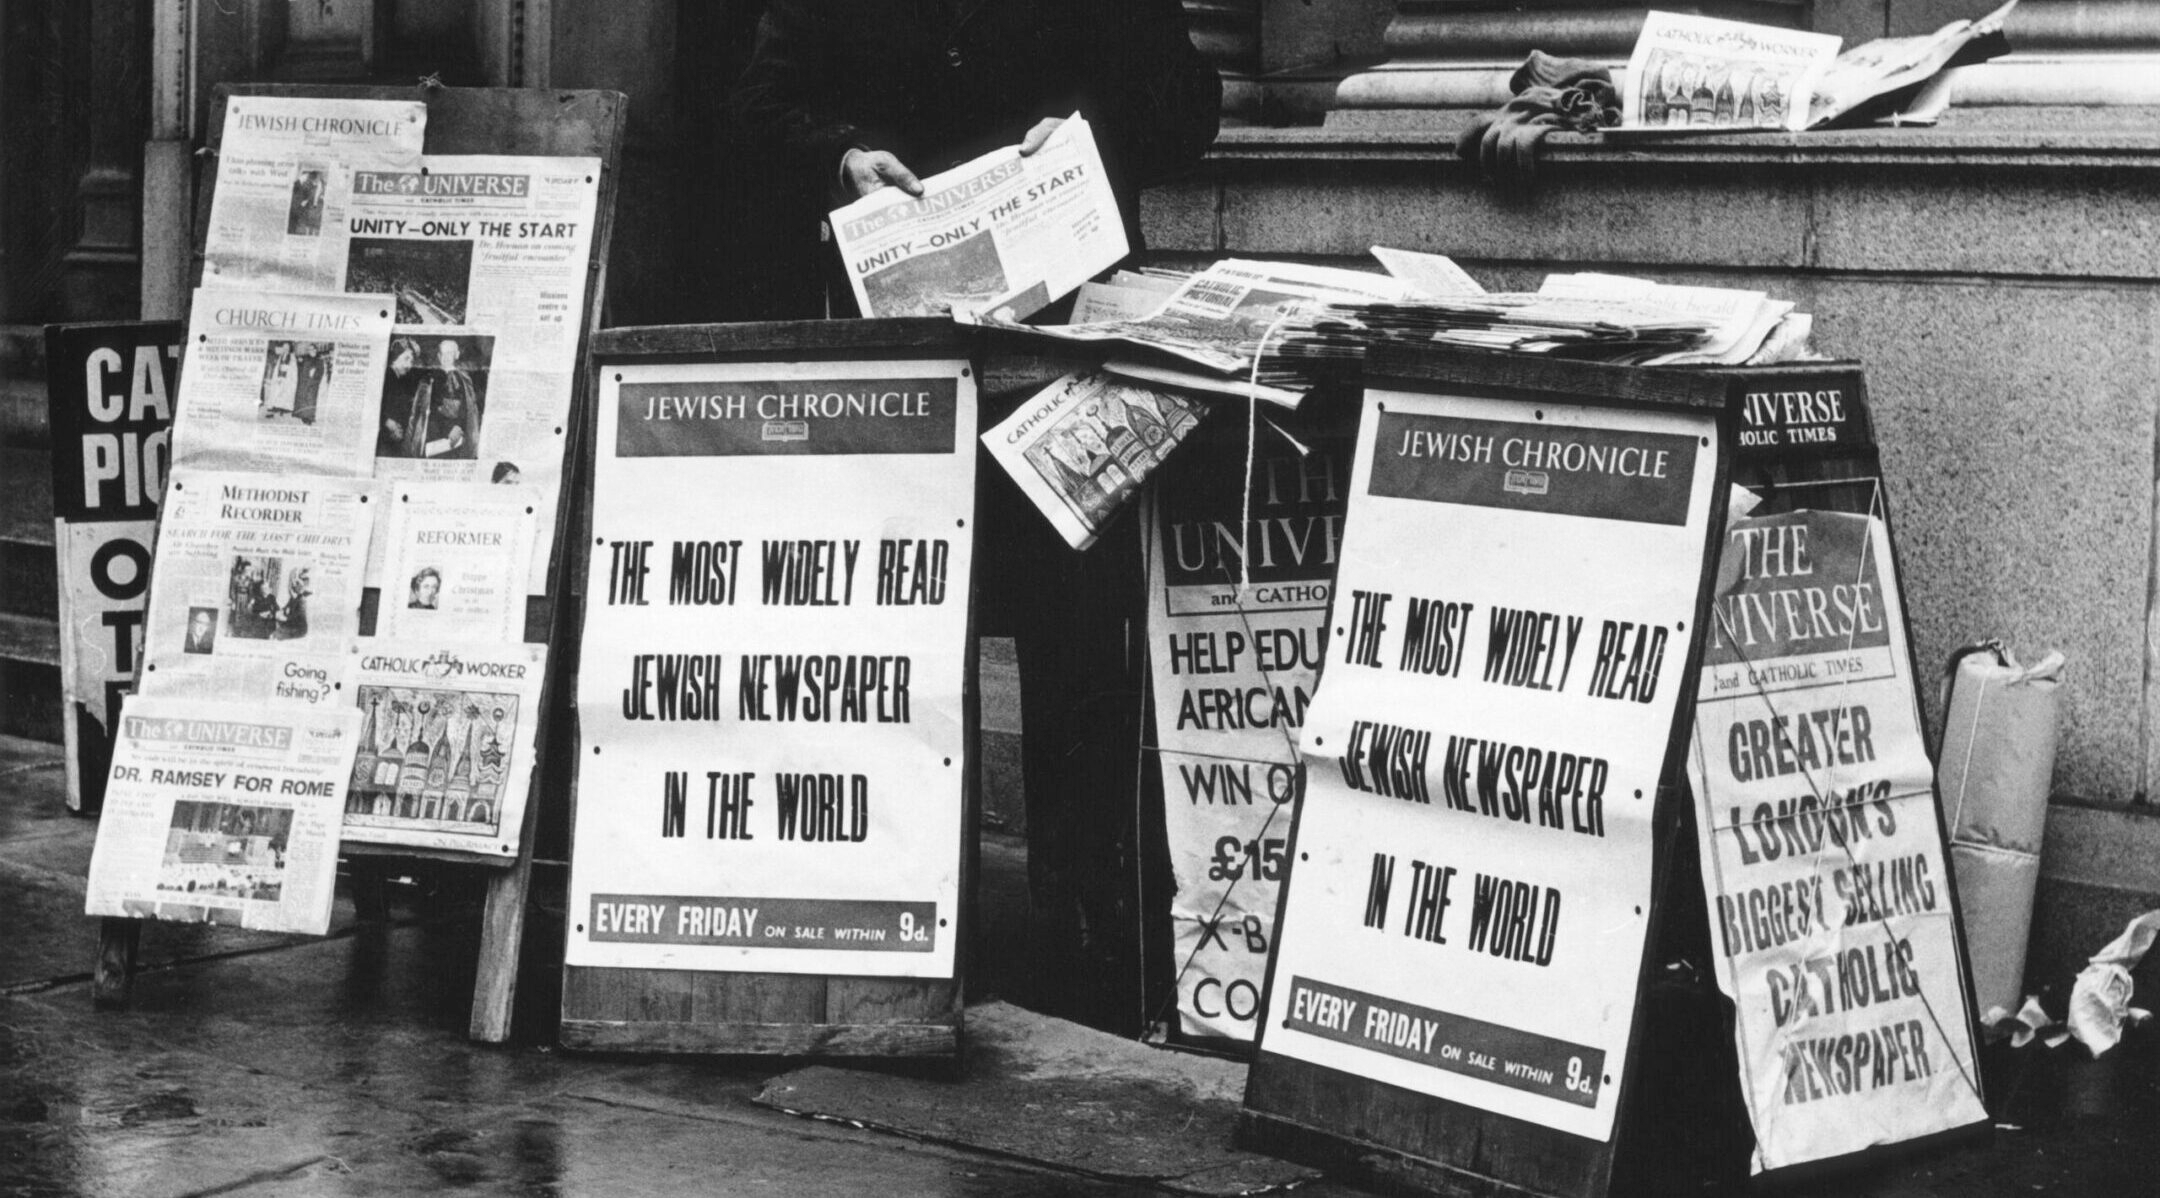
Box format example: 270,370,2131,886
92,84,626,1045
557,319,979,1059
1235,344,1735,1198
1690,361,1991,1182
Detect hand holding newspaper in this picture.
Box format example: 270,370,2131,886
828,114,1126,320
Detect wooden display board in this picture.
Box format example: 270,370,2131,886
93,84,625,1045
558,319,977,1058
1237,346,1735,1198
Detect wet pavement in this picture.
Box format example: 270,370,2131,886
4,731,2159,1196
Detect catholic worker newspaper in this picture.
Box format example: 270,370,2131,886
830,115,1124,320
981,370,1205,550
202,96,426,291
86,697,361,935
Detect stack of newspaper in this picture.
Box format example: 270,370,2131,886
1263,266,1813,393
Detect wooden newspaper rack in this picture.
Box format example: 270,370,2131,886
93,84,626,1045
558,319,978,1058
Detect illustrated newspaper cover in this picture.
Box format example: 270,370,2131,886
982,371,1206,550
1624,12,1841,132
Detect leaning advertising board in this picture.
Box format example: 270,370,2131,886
566,359,976,978
1685,507,1987,1171
43,322,182,812
1145,418,1348,1042
1252,386,1721,1144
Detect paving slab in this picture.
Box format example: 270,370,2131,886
756,1001,1318,1196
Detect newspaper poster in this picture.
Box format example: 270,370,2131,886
202,96,426,291
350,155,602,590
375,482,539,641
85,696,361,935
967,258,1414,382
829,114,1123,320
981,370,1205,550
43,322,182,812
1686,508,1986,1171
567,358,977,978
1254,388,1720,1141
342,641,547,857
136,467,376,705
171,288,393,478
1623,12,1840,132
1145,418,1348,1041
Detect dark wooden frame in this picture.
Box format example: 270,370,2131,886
558,318,978,1059
94,83,627,1045
1236,345,1737,1198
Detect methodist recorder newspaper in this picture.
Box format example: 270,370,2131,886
829,114,1124,320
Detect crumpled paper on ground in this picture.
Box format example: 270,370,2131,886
2067,909,2160,1056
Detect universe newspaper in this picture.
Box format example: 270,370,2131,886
85,696,361,935
830,114,1123,320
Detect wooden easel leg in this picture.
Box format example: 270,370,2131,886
468,799,540,1043
93,917,141,1010
348,857,394,922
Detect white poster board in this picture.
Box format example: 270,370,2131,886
565,358,976,978
1257,387,1720,1142
1144,423,1347,1041
1685,507,1987,1171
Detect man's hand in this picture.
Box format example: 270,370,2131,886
1018,117,1065,156
839,148,924,199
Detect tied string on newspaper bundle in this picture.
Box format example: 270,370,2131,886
1457,51,1622,190
1688,480,1983,1163
1138,308,1311,1040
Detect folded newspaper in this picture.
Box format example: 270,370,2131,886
982,370,1207,550
963,259,1418,406
1621,5,2018,133
829,114,1125,320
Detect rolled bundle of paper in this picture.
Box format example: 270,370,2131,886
1938,644,2065,1016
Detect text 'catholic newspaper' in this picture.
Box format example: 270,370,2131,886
982,371,1205,550
137,466,377,707
86,697,362,935
203,96,426,292
830,114,1125,320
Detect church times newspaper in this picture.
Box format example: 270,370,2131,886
85,697,361,935
1686,508,1985,1171
566,360,976,978
830,114,1124,320
1256,389,1719,1141
135,467,376,707
172,289,394,479
1145,420,1347,1041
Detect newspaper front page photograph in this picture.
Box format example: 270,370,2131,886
85,697,362,935
342,641,547,856
137,467,377,705
830,114,1124,320
347,154,602,589
172,289,394,478
202,97,427,292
